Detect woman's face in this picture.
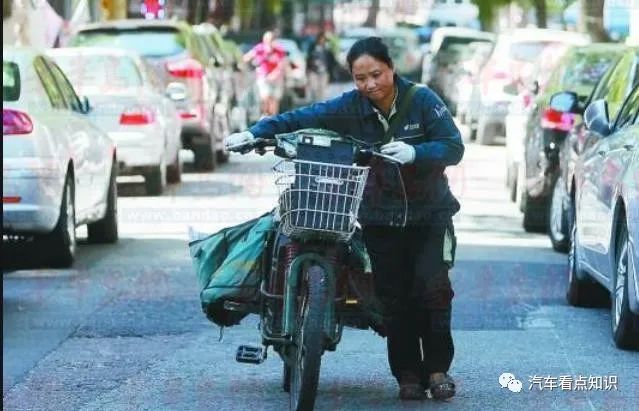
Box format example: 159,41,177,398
351,54,394,103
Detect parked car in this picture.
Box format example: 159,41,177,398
3,48,118,267
47,47,183,195
567,83,638,349
516,44,626,236
471,28,589,145
378,27,423,81
437,40,494,117
70,19,225,171
548,47,638,251
421,27,495,112
276,38,310,109
504,43,575,204
222,38,261,128
193,23,237,163
335,27,379,77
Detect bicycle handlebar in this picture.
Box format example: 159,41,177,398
226,137,402,165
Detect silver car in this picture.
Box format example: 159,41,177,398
48,47,183,195
3,48,118,267
568,84,639,349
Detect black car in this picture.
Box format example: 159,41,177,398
519,44,628,239
548,47,639,252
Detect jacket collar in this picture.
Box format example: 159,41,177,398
358,74,413,118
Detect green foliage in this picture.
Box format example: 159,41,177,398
471,0,513,31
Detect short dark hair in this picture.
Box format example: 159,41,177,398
346,37,393,72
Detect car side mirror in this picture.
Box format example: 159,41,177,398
79,96,92,114
550,91,579,114
584,99,610,137
530,80,540,96
165,82,187,102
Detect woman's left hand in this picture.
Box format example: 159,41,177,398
381,141,416,165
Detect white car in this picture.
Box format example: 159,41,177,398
3,47,118,267
47,47,183,195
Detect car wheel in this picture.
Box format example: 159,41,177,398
548,178,569,252
566,206,608,307
522,191,547,233
166,151,182,184
193,134,216,171
611,221,639,349
217,149,230,164
87,164,118,243
145,157,166,196
41,174,76,268
476,121,493,145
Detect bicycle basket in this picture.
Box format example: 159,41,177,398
273,159,369,242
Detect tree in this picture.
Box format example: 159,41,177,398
532,0,547,28
363,0,379,28
471,0,514,32
580,0,609,41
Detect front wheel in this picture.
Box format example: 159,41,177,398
289,265,327,411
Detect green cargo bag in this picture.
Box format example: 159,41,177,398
189,212,275,327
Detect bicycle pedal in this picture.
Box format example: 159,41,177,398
236,345,266,364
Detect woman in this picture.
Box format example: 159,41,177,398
226,37,463,401
243,30,287,116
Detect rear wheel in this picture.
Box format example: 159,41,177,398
289,265,327,411
166,151,182,183
548,178,569,252
87,164,118,243
41,174,76,268
611,221,639,349
522,191,547,233
193,134,217,171
145,160,166,196
567,205,608,307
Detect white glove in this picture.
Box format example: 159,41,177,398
224,131,254,149
380,141,416,165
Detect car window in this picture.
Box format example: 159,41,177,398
71,28,187,58
143,61,164,91
33,57,66,109
613,85,639,131
46,60,82,112
558,49,621,99
52,54,142,91
593,52,633,119
3,61,20,101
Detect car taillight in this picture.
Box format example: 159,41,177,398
541,108,574,132
3,109,33,135
119,108,155,125
166,58,204,78
2,196,21,203
492,70,510,80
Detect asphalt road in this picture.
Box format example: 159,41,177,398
3,83,638,411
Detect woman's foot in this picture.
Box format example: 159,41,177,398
428,372,456,400
398,371,426,401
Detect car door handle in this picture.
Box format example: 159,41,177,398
597,150,607,157
623,144,635,151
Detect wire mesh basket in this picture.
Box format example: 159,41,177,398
273,159,369,242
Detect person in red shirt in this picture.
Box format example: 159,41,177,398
243,31,287,116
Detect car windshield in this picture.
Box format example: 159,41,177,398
71,28,186,58
440,36,491,53
3,61,20,102
509,41,554,62
561,50,621,97
52,54,142,91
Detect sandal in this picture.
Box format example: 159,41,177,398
428,372,456,400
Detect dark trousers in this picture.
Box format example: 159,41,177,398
363,223,455,384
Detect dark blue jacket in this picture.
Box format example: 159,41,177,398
249,75,464,226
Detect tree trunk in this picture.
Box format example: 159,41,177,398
533,0,547,29
580,0,609,42
363,0,379,28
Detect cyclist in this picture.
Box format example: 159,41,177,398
226,36,463,401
